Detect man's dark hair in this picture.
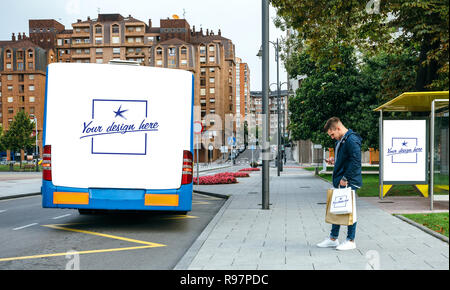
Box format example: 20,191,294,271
324,117,341,132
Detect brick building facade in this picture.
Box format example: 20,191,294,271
52,14,242,162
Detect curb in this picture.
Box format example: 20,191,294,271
0,192,41,201
395,214,449,244
174,194,234,270
193,190,230,200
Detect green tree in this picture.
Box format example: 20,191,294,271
2,110,35,167
272,0,449,91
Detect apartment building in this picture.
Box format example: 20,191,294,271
51,14,239,162
235,57,250,147
249,90,288,143
0,33,55,159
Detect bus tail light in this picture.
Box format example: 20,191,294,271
42,145,52,181
181,150,193,185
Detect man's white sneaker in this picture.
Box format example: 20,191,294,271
316,238,339,248
336,240,356,251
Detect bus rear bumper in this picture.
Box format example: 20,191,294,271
41,180,193,212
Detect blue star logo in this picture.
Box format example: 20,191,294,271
113,105,128,120
402,141,408,146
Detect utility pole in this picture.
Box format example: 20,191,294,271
261,0,270,210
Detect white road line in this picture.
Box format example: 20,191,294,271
0,210,6,213
52,214,72,220
13,223,38,231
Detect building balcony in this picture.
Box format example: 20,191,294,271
72,53,91,59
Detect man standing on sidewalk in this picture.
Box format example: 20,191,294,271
317,117,362,251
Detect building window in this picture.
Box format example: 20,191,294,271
113,47,120,54
156,47,162,55
8,107,13,114
95,25,102,34
96,58,103,64
200,88,206,96
6,50,11,58
209,56,215,63
156,60,162,66
29,85,35,91
57,39,63,46
7,86,13,91
209,77,215,83
112,24,119,34
29,96,35,102
95,37,102,44
8,97,13,103
200,78,206,86
209,45,215,52
7,75,13,81
96,48,103,55
181,59,187,66
209,88,215,94
168,47,176,56
200,57,206,64
200,68,206,76
30,107,35,114
181,47,187,54
209,68,215,73
199,45,206,54
112,36,120,44
6,63,11,69
28,50,33,58
28,62,34,69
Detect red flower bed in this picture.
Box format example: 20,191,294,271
239,168,260,172
192,171,249,185
214,172,250,178
193,174,237,185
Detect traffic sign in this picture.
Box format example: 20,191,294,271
194,121,203,134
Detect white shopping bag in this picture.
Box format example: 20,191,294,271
329,187,353,215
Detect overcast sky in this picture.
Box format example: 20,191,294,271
0,0,288,91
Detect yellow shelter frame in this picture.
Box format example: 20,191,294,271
374,91,449,210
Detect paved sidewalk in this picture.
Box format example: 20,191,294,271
176,162,449,270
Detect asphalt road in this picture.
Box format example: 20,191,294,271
0,192,225,270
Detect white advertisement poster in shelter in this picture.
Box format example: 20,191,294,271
383,120,427,183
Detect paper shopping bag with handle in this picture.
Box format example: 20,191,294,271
325,188,357,226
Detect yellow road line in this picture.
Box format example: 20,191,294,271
0,224,166,263
42,224,166,247
160,215,198,220
0,245,156,262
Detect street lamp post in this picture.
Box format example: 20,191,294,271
261,0,270,210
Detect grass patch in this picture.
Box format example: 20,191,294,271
0,164,42,172
402,213,449,237
317,173,421,197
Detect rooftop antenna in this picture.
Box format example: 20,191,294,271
97,7,100,14
183,8,186,19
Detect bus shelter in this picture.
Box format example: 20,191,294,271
374,91,449,210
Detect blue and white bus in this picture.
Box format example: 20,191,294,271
41,63,194,214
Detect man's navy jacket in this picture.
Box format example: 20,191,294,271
332,129,363,190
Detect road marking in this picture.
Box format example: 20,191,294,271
0,223,166,263
42,224,166,247
0,210,6,213
52,214,72,219
160,215,198,220
13,223,38,231
0,246,156,263
192,201,211,205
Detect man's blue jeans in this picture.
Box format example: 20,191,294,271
330,222,357,241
